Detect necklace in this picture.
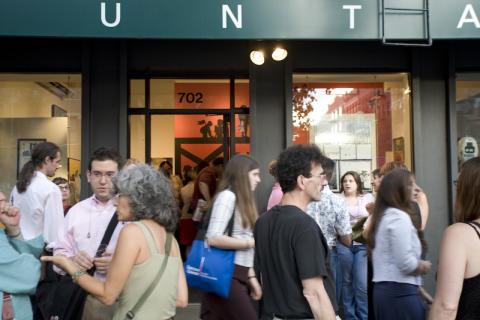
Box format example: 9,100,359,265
87,209,92,238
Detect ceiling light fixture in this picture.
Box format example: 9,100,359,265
271,47,288,61
250,50,265,65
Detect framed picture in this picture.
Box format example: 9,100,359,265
51,104,68,117
68,158,81,182
17,139,46,177
393,137,405,162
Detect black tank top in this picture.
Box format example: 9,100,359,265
456,221,480,320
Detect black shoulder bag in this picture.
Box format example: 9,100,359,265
48,213,119,320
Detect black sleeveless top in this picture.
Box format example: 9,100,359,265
456,221,480,320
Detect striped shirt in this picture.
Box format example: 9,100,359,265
206,189,254,267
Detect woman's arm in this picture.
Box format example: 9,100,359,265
176,257,188,307
206,191,254,250
416,191,429,230
42,224,140,305
389,213,424,275
429,224,467,320
0,234,42,294
247,267,262,300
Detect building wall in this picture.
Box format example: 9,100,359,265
0,37,471,293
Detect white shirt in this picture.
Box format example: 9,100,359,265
55,196,124,280
372,207,422,285
10,171,64,249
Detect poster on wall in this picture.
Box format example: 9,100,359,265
393,137,405,162
17,139,46,177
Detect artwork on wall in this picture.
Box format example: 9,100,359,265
393,137,405,163
51,104,68,117
68,158,81,182
17,139,46,177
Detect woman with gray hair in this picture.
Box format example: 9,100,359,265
42,164,188,320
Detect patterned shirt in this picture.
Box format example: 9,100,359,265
306,186,352,248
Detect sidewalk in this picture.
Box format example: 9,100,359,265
176,303,200,320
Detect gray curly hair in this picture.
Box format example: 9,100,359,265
113,164,178,232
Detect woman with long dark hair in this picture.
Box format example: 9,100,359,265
367,169,431,320
337,171,374,320
429,157,480,319
200,154,262,320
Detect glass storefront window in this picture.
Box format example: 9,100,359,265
129,115,146,163
456,74,480,168
129,77,250,170
292,73,412,190
235,79,249,109
129,79,145,108
0,73,82,201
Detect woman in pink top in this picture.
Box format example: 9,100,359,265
267,160,283,210
337,171,374,320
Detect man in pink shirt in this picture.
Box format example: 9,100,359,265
54,148,124,320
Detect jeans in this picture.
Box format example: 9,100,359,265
330,246,342,306
337,243,368,320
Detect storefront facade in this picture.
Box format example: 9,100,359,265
1,0,480,291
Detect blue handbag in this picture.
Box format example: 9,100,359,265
184,208,235,298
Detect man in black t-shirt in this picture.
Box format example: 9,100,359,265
254,144,337,320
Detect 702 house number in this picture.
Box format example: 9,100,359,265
177,92,204,104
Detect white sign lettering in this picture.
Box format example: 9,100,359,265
101,2,121,28
457,4,480,28
222,4,242,29
343,5,362,29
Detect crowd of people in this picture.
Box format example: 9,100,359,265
0,141,479,320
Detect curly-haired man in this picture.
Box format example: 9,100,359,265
254,144,338,320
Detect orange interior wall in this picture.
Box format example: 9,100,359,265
174,82,250,168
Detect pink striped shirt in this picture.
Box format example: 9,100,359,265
54,196,124,279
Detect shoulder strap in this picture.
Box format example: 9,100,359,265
198,198,236,239
467,222,480,239
135,222,159,254
126,233,173,320
225,209,235,237
89,212,119,275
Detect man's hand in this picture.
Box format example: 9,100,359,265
94,252,113,274
72,251,94,270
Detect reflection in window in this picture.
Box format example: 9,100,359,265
292,73,412,190
0,74,82,201
456,75,480,168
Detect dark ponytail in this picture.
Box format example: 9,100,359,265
16,142,60,193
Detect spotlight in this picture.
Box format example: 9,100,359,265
271,47,288,61
250,50,265,65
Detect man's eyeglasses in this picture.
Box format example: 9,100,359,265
91,171,116,180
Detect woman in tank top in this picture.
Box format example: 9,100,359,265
42,164,188,320
430,157,480,320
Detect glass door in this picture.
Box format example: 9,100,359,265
128,78,250,173
150,113,230,175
